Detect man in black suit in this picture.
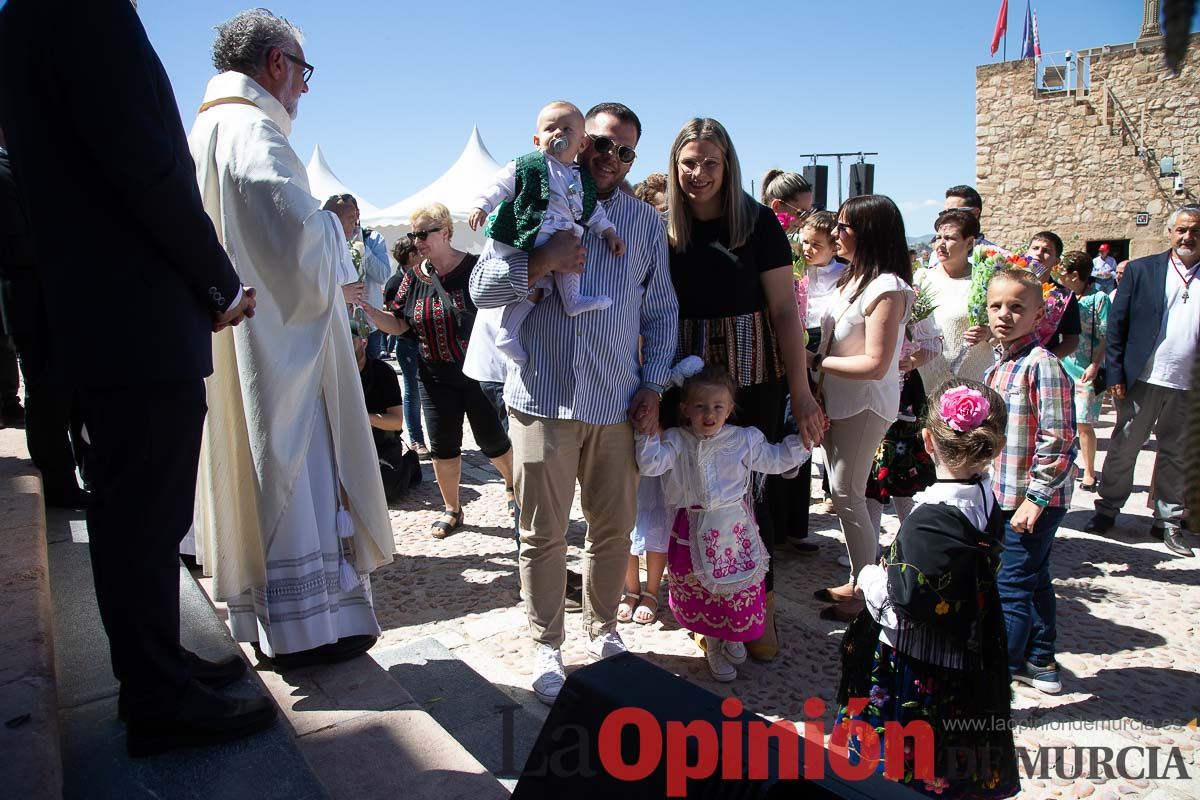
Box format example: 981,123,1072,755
0,129,90,508
1087,206,1200,557
0,0,275,756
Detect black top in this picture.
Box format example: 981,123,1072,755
360,357,403,450
383,268,406,307
0,0,242,387
668,201,792,319
390,254,478,366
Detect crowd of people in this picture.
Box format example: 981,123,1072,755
0,3,1195,795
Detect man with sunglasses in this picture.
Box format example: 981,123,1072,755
471,103,679,705
188,10,395,671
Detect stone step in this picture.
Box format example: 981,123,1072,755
213,601,512,799
47,510,327,800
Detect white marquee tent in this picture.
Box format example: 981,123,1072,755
305,145,382,218
361,125,503,255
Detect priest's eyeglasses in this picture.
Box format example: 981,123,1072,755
587,134,637,164
407,228,443,242
282,52,314,84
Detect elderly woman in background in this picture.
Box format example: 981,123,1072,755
914,209,993,386
363,203,514,537
664,118,825,665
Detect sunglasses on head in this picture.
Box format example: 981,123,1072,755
406,227,442,242
588,134,637,164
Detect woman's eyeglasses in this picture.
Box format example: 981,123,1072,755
588,134,637,164
407,227,442,242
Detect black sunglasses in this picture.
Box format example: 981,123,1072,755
588,134,637,164
281,51,314,84
406,227,442,242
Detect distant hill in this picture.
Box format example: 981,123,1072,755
907,233,934,246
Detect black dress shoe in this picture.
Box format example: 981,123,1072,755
1084,513,1115,533
191,652,247,688
258,634,377,671
119,652,249,720
1150,524,1165,541
565,570,583,589
1163,529,1194,558
125,680,276,758
819,600,865,623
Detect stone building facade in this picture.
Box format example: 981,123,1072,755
975,33,1199,261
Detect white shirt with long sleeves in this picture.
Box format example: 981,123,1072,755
474,153,616,246
636,425,809,511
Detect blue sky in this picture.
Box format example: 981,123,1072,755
140,1,1162,236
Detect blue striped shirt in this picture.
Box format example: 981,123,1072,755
469,191,679,425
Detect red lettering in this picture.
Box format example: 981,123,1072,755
748,720,800,780
885,720,935,780
720,697,744,780
665,720,719,797
598,707,661,782
829,717,880,782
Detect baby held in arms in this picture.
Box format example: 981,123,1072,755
469,101,624,364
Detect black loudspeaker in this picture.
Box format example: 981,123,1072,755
511,652,922,799
849,163,875,197
802,165,829,211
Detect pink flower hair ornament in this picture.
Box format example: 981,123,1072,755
938,386,990,433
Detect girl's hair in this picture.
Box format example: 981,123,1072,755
760,169,811,204
666,118,758,252
633,172,667,204
680,365,738,405
836,194,913,302
934,209,981,242
922,378,1007,471
1059,251,1093,283
802,210,838,241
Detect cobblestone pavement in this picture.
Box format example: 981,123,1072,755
369,406,1199,799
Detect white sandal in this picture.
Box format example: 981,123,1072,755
616,592,638,623
633,592,659,625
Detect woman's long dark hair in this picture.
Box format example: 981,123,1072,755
836,195,913,302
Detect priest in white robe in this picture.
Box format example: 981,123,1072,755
188,9,393,667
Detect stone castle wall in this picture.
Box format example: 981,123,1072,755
975,35,1200,260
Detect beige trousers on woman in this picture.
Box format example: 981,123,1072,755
826,410,892,584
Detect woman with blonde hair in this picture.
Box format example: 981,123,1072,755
663,117,824,661
363,203,515,537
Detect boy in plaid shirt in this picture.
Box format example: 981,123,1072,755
984,268,1078,695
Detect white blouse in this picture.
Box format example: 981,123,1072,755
636,425,809,511
914,265,996,386
819,272,915,422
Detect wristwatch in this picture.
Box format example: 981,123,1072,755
1026,492,1050,508
641,382,665,398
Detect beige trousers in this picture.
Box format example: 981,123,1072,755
826,410,892,584
510,410,638,649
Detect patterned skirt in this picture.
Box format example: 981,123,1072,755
835,640,1020,799
667,508,765,642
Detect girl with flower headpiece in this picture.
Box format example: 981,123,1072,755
836,379,1019,799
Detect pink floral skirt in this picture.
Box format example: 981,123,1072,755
667,508,765,642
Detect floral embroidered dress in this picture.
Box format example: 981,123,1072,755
836,477,1019,799
636,425,809,641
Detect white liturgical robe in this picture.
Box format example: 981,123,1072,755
188,71,392,654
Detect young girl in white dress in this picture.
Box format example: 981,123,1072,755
636,366,809,682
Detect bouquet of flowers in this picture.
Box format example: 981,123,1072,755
348,239,365,282
1036,281,1072,346
966,245,1032,326
900,283,940,374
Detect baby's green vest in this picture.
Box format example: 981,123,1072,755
484,151,598,252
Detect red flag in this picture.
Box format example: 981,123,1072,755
990,0,1009,56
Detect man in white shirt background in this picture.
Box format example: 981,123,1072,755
1087,207,1200,557
1092,243,1117,295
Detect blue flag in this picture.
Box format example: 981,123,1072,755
1020,1,1036,59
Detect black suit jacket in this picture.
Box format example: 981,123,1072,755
1104,250,1170,389
0,148,39,337
0,0,240,388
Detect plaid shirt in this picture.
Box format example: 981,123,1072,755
985,333,1078,510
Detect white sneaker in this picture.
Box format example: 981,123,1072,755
532,644,565,705
837,552,851,568
586,629,627,662
722,640,748,665
704,637,737,682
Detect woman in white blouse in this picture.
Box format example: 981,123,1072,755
811,195,915,619
913,209,993,386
